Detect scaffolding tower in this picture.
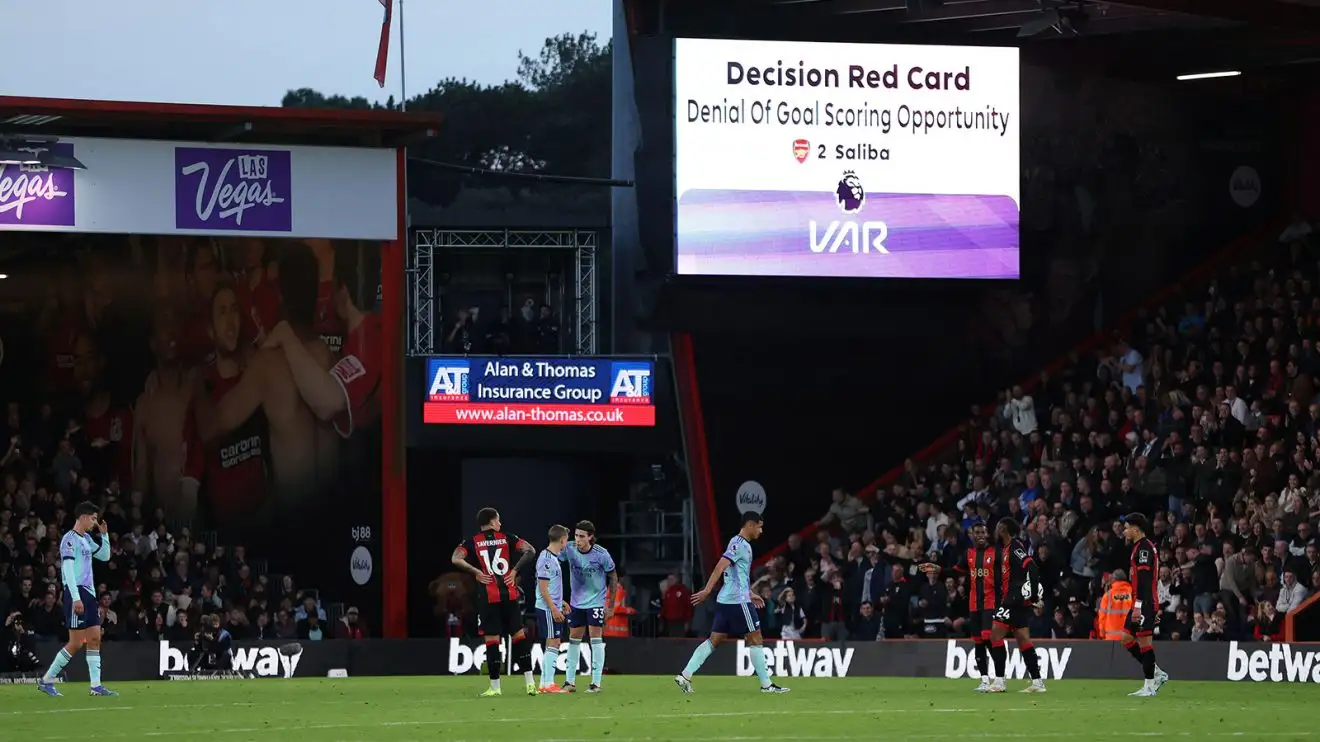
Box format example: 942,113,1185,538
407,228,599,356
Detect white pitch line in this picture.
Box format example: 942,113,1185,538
30,706,1254,742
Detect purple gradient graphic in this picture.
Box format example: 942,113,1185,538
676,189,1019,279
0,143,77,227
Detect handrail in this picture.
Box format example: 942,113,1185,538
1283,587,1320,643
756,217,1285,567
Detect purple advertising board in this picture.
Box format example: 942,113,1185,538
0,143,77,227
174,147,293,232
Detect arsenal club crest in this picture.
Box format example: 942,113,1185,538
793,138,810,163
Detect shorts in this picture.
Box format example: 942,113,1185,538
537,607,568,642
63,587,100,630
711,601,761,638
569,606,606,629
478,600,525,639
991,604,1031,632
1124,609,1158,637
968,609,994,640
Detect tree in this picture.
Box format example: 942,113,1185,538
282,31,611,212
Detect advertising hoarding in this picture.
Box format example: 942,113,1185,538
423,356,656,427
0,136,396,239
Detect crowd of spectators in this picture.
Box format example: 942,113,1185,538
0,412,367,649
753,223,1320,643
443,299,562,355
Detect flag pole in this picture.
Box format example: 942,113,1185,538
398,0,408,111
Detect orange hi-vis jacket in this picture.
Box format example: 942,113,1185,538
604,583,637,637
1095,580,1135,640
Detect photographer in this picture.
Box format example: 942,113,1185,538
4,611,40,674
188,614,233,673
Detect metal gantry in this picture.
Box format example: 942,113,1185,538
408,229,435,357
406,228,599,356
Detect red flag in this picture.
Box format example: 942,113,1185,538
374,0,392,88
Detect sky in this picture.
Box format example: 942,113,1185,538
1,0,611,106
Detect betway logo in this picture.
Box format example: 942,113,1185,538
158,641,301,678
944,640,1071,680
1227,642,1320,683
446,638,591,675
735,641,853,678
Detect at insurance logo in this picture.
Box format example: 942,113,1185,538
1227,642,1320,683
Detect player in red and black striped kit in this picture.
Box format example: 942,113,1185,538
451,507,537,697
918,522,1002,692
1120,513,1169,696
987,518,1047,693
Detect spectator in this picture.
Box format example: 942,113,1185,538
659,574,693,637
776,588,807,640
334,606,367,639
850,601,881,641
817,488,869,534
1004,385,1038,435
1276,570,1309,614
296,610,325,641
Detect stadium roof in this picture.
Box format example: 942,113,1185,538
0,96,443,148
633,0,1320,82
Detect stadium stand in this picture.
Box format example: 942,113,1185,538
752,219,1320,642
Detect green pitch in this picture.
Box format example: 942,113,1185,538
1,676,1314,741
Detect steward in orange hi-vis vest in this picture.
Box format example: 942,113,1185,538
603,582,636,637
1096,573,1135,640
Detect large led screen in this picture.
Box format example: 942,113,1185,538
675,38,1020,279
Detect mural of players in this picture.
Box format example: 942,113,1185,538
182,284,269,529
190,241,340,524
0,235,380,596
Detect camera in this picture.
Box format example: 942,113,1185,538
188,615,232,673
4,613,39,673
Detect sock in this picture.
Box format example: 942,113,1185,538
1140,645,1156,680
485,640,502,683
682,639,714,679
87,649,102,688
590,638,605,686
542,647,559,686
748,644,773,688
973,641,989,679
1019,642,1041,681
989,641,1007,679
43,648,73,683
513,635,534,686
1123,640,1142,664
565,639,581,685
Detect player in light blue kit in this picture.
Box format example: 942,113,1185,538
38,501,117,697
535,524,571,693
675,511,788,694
558,520,616,693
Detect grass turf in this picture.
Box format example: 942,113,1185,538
0,675,1314,741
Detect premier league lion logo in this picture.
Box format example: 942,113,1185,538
835,171,865,214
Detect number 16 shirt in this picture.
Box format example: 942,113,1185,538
455,529,531,603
